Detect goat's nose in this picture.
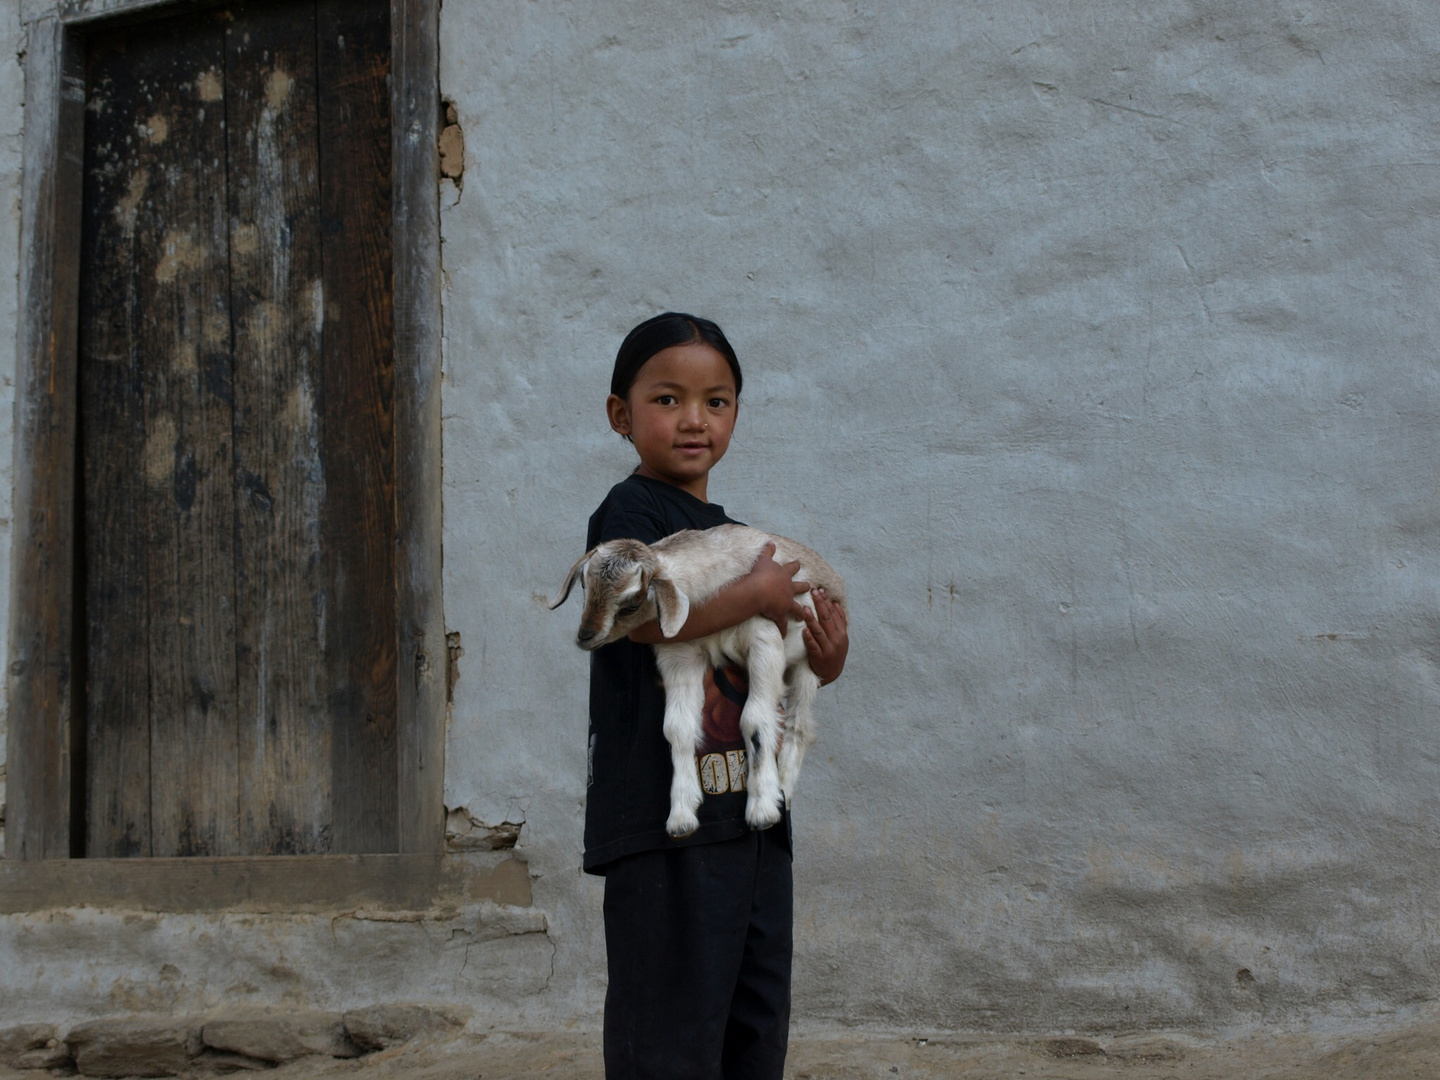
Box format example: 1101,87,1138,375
577,627,597,644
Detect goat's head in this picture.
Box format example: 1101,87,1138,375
548,539,690,650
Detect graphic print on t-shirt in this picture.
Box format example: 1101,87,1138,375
697,664,749,796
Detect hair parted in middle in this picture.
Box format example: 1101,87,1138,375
611,312,743,402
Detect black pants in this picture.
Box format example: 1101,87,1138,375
602,827,793,1080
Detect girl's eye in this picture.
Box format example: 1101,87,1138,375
709,398,731,409
655,395,676,406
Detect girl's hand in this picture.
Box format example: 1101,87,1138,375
748,542,810,636
802,587,848,686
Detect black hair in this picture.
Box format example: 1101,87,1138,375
610,312,743,401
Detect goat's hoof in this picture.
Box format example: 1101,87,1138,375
666,812,699,838
745,801,783,830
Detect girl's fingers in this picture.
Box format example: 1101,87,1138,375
802,605,827,639
813,594,840,631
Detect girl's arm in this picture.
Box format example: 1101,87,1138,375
627,543,810,645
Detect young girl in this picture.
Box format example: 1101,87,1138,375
583,312,848,1079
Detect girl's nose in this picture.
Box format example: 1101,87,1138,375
679,407,705,430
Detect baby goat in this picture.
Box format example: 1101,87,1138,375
550,525,846,838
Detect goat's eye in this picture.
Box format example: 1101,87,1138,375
617,602,642,617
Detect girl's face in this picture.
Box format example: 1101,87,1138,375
606,341,738,502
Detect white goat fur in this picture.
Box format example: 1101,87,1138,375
550,525,846,838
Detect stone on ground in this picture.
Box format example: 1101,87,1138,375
10,1045,71,1071
1040,1036,1106,1058
342,1004,463,1051
202,1010,358,1063
0,1026,55,1062
190,1049,274,1072
0,1026,62,1070
66,1018,200,1078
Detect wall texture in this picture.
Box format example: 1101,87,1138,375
2,0,1438,1038
440,0,1440,1031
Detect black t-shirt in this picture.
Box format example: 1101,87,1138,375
582,473,790,873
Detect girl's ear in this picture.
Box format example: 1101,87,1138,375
606,393,632,438
650,577,690,639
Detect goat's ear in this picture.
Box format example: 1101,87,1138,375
548,552,592,609
650,577,691,639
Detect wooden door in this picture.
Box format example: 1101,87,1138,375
76,0,397,857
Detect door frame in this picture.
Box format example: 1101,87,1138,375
5,0,447,882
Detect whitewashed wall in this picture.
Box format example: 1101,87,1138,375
440,0,1440,1030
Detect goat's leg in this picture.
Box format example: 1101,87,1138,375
778,663,821,804
739,623,788,830
655,644,707,837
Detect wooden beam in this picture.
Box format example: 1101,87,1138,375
6,19,85,861
391,0,445,855
319,0,400,853
55,0,216,28
0,852,532,913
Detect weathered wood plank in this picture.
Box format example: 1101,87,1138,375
317,0,398,853
227,0,332,855
0,852,533,913
391,0,446,854
128,9,240,858
57,0,217,28
6,19,86,860
76,23,162,858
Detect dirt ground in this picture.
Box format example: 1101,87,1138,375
4,1014,1438,1080
59,1013,1430,1080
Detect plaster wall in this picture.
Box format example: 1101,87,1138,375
439,0,1440,1032
0,0,1436,1039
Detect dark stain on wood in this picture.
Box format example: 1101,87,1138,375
391,0,445,854
316,0,398,854
226,0,331,857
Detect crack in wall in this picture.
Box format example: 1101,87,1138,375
444,806,522,852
